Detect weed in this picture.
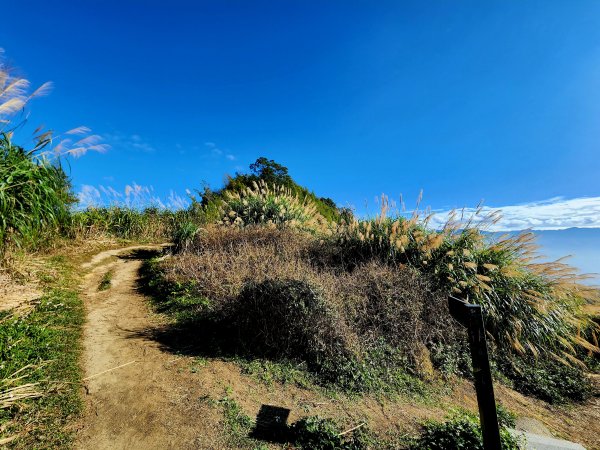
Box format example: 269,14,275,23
216,389,255,447
497,353,593,403
412,408,523,450
238,359,314,389
290,416,375,450
97,268,114,291
0,257,84,448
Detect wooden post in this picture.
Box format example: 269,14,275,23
448,296,502,450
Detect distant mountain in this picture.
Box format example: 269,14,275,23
530,228,600,285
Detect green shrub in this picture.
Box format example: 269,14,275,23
498,354,593,403
429,340,472,378
413,409,523,450
291,416,373,450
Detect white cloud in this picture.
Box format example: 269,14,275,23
429,196,600,231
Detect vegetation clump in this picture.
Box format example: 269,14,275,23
0,134,74,256
146,163,599,403
412,408,523,450
498,353,593,403
97,269,114,291
144,226,461,394
290,416,374,450
219,180,328,232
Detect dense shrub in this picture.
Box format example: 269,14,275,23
497,354,593,403
290,416,373,450
147,226,458,393
413,409,523,450
233,279,354,373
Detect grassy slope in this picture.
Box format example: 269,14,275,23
0,255,84,448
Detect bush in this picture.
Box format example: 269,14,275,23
498,354,593,403
233,279,354,377
150,209,598,403
148,225,459,393
414,409,523,450
218,179,329,232
172,221,199,252
291,416,372,450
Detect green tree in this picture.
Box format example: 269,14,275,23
249,157,292,186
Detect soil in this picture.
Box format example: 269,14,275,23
75,245,226,449
73,245,600,449
0,272,41,313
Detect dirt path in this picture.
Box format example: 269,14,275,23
75,245,223,450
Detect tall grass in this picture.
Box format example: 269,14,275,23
69,206,187,241
0,52,106,260
218,179,328,232
0,134,74,256
328,196,600,364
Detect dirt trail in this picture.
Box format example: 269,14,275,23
75,245,223,450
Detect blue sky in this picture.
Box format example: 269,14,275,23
2,1,600,225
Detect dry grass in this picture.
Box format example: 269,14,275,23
0,365,43,410
153,214,598,400
158,225,458,387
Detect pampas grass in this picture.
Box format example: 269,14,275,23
329,198,600,363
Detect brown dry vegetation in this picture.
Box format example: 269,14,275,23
159,226,463,384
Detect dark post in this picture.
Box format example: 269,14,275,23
448,296,502,450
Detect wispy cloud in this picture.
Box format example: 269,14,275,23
105,132,156,153
429,196,600,231
204,141,236,161
76,183,189,210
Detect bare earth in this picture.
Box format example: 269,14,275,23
0,272,42,314
75,245,226,450
74,246,600,450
